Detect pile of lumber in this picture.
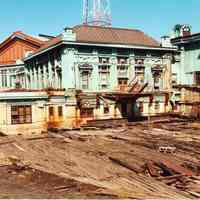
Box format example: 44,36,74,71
144,159,197,191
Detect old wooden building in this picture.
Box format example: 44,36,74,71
0,31,46,89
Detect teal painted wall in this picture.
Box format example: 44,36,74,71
60,45,171,93
175,42,200,85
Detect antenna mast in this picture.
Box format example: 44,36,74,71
83,0,112,27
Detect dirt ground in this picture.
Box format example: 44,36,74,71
0,118,200,199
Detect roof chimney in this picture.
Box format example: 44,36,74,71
181,25,192,37
62,27,76,41
161,36,172,48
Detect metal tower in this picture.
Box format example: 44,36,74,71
83,0,112,27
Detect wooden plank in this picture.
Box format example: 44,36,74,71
146,161,160,177
157,174,185,181
160,160,194,176
26,136,54,141
109,156,143,173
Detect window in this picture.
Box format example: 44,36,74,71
135,66,145,84
104,106,110,114
153,71,161,90
194,72,200,85
155,101,160,112
118,78,128,91
80,108,94,118
117,57,128,64
49,107,54,117
172,73,178,85
99,57,109,64
58,106,63,117
118,65,128,78
11,105,32,124
138,102,144,113
99,65,110,89
118,78,128,87
1,70,7,88
117,57,128,79
135,59,144,65
81,71,90,90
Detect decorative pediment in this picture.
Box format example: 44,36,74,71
152,65,163,73
79,63,93,70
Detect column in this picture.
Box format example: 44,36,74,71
33,67,37,89
110,55,118,90
42,64,46,88
58,68,62,89
38,66,42,89
48,60,53,88
0,70,2,88
129,55,135,82
28,68,31,89
55,67,58,89
24,68,28,89
29,68,33,89
8,70,11,88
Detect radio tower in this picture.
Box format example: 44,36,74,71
83,0,112,27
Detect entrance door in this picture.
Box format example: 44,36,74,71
121,103,127,117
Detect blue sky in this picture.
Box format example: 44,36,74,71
0,0,199,42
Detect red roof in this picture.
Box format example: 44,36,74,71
73,25,160,47
26,25,160,59
0,31,45,50
32,35,62,55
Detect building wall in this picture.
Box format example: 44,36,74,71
174,43,200,85
0,65,25,89
22,44,174,124
171,38,200,117
25,45,173,93
0,100,47,135
135,94,170,117
0,39,39,65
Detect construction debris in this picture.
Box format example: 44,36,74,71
109,156,144,174
0,119,199,199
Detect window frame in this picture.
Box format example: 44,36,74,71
104,105,110,114
99,65,110,89
81,71,90,90
11,105,32,125
49,106,54,117
58,106,63,117
154,101,160,112
80,108,94,118
194,71,200,85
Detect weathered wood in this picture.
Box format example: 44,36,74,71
54,184,77,191
159,160,194,176
109,156,143,173
146,161,160,177
156,162,175,176
157,174,185,181
26,136,54,141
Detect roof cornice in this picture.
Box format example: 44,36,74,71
24,40,177,61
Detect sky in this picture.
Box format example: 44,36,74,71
0,0,199,42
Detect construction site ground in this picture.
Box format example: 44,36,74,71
0,118,200,199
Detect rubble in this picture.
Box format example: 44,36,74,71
0,119,199,198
